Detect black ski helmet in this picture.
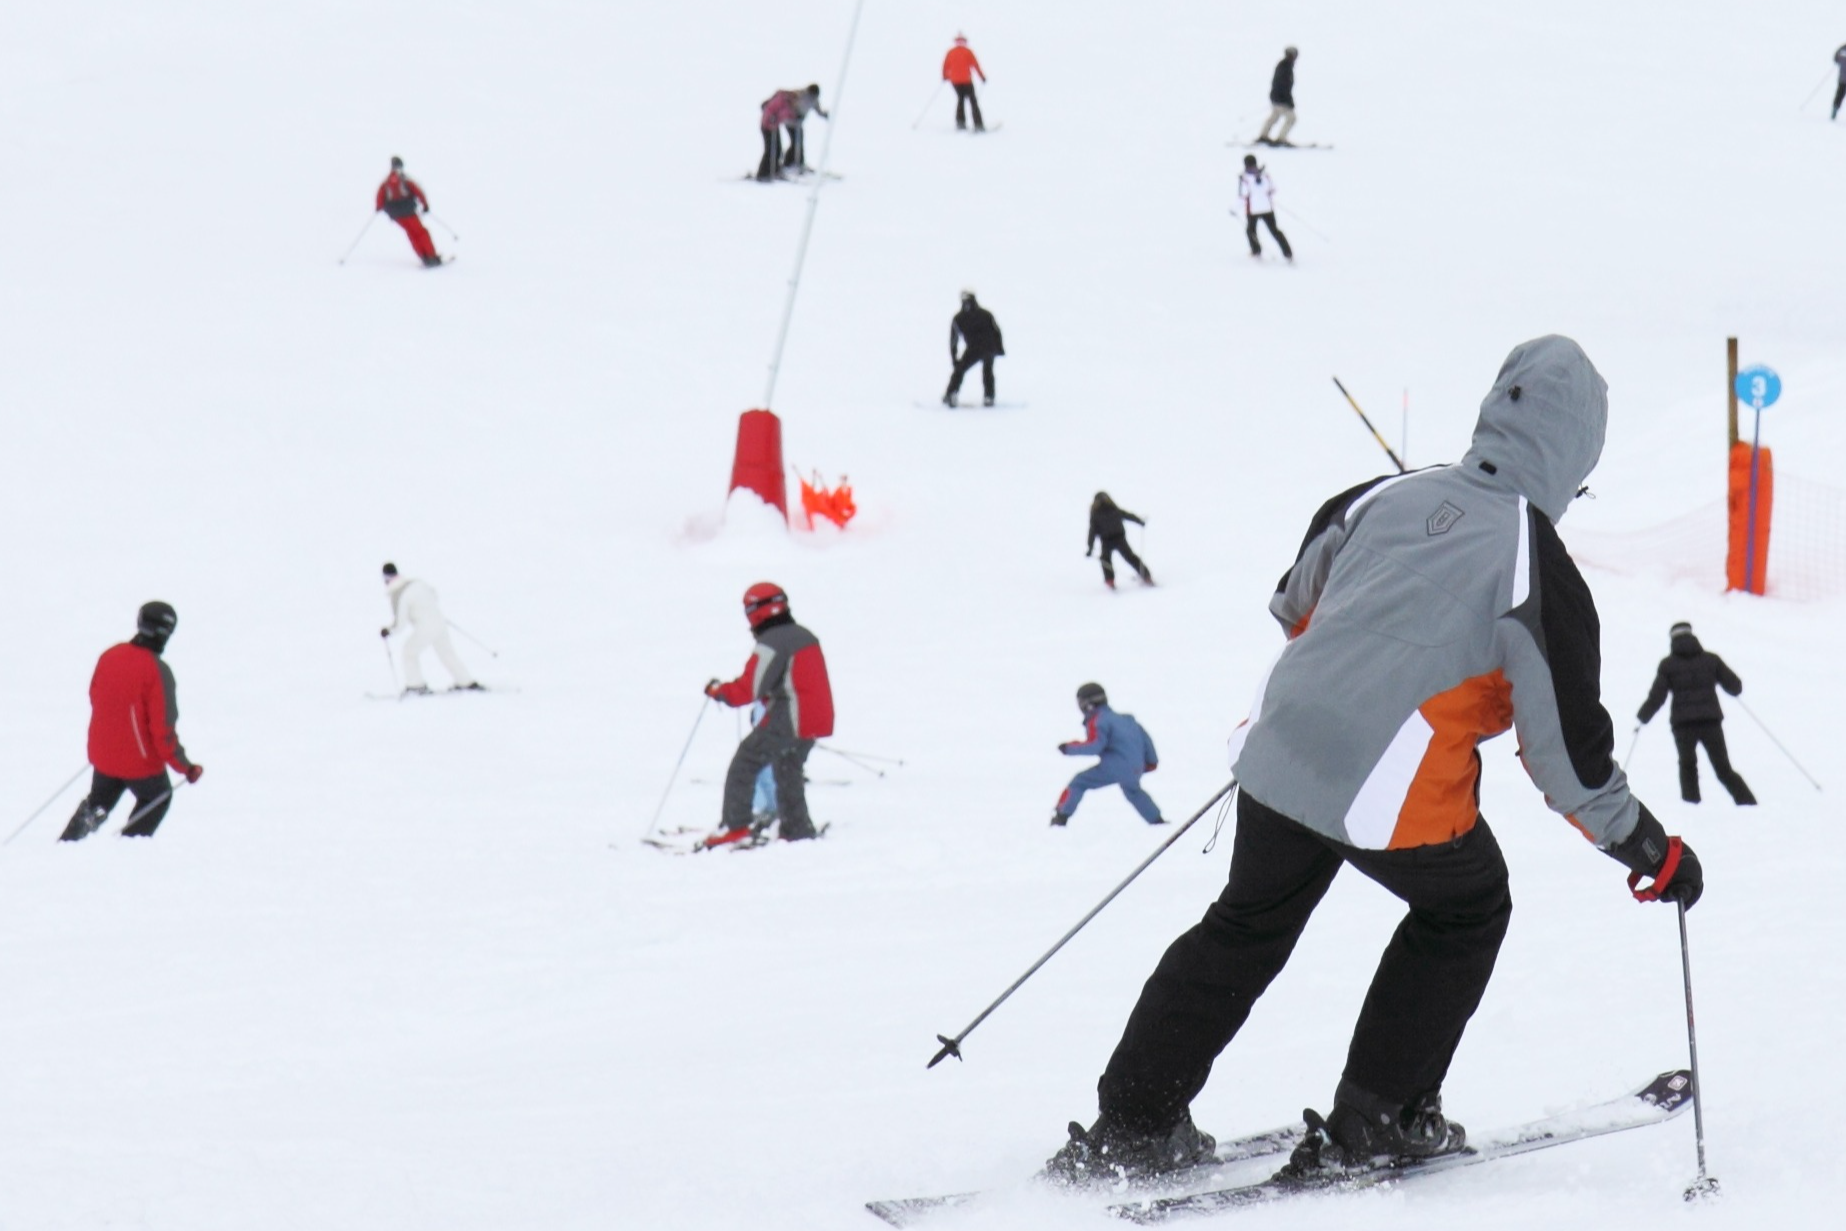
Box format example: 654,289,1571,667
1076,682,1107,709
137,601,178,638
382,562,399,578
390,155,404,170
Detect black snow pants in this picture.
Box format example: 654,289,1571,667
782,123,806,170
954,82,985,130
1095,790,1512,1134
1833,79,1846,115
757,128,784,180
1672,721,1755,805
946,350,996,401
722,713,818,840
60,770,173,841
1246,211,1292,259
1098,533,1149,585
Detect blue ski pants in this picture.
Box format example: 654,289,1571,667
1057,765,1162,823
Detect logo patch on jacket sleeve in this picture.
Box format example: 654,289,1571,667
1426,501,1465,536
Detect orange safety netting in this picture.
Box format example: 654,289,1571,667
797,471,857,530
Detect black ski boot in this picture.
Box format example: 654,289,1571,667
942,391,958,408
1049,811,1070,827
1279,1084,1464,1180
1044,1110,1216,1189
982,394,995,407
59,802,107,843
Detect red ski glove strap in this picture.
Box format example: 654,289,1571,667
1627,836,1684,902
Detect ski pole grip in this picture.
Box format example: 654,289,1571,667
1627,836,1684,902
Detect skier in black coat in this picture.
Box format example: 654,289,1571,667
1636,621,1756,805
943,291,1004,407
1088,492,1152,589
1255,46,1298,145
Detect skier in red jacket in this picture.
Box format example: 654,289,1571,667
375,156,444,267
60,602,204,842
703,582,834,844
942,34,987,131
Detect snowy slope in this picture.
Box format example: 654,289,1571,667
0,1,1841,1228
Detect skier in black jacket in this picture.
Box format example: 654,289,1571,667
1088,492,1153,589
1255,46,1298,145
1636,621,1756,805
943,291,1004,407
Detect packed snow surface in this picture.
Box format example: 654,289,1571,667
1,1,1841,1228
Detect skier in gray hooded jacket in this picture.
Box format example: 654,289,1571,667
1046,336,1703,1188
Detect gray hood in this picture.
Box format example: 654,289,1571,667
1461,335,1608,523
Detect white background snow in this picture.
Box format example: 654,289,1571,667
1,1,1841,1227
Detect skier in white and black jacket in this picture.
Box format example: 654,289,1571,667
1238,155,1292,260
1045,336,1702,1188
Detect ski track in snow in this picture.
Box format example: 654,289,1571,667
0,2,1841,1229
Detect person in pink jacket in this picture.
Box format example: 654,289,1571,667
756,85,827,181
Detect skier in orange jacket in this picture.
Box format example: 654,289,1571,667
942,34,986,132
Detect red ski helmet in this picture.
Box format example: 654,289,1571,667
743,582,789,628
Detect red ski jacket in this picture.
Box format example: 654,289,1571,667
942,45,985,85
711,619,834,739
87,642,194,780
375,172,429,220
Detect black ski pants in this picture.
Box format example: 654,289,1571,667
954,82,985,130
782,123,806,170
1833,79,1846,114
60,770,172,841
1672,721,1755,804
1096,791,1511,1134
1246,211,1292,259
1097,533,1148,585
756,128,783,180
722,717,818,840
946,350,996,400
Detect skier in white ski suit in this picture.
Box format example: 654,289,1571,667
380,563,478,692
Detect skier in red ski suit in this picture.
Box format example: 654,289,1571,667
375,157,443,267
60,601,204,841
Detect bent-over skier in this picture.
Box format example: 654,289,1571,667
1834,43,1846,119
61,602,204,841
1044,336,1703,1188
375,157,443,267
1051,683,1164,827
1636,622,1755,805
704,583,834,844
380,563,480,694
943,290,1004,407
1088,492,1153,588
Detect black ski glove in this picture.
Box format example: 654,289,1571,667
1085,547,1093,557
379,627,390,639
1606,805,1703,909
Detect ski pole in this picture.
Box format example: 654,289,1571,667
1331,377,1408,473
427,213,460,242
813,745,886,778
1801,68,1833,110
446,620,500,658
911,79,946,129
1621,723,1643,771
816,744,905,766
3,764,90,847
928,778,1239,1068
382,636,400,691
1279,204,1330,242
119,783,181,835
338,212,379,264
1733,697,1821,790
1677,901,1721,1201
639,700,710,842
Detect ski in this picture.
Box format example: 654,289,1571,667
913,401,1028,411
864,1123,1302,1228
636,821,832,856
363,685,513,701
1231,141,1332,150
1107,1069,1693,1224
738,170,843,184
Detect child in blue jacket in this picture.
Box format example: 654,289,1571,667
1052,683,1166,826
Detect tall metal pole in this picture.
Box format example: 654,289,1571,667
761,0,869,410
1743,400,1763,594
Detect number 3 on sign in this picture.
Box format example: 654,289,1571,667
1734,364,1781,411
